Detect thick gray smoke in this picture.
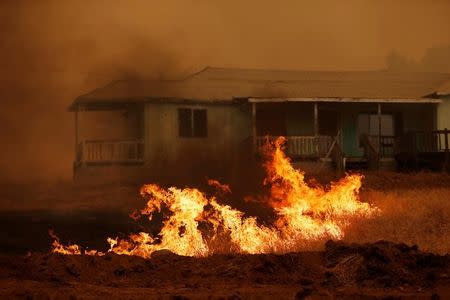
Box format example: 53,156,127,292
1,0,450,182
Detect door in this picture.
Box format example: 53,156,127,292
342,114,361,157
357,113,395,155
342,111,395,158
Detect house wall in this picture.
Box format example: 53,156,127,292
437,96,450,130
74,101,440,183
285,103,315,136
143,102,251,181
400,103,436,132
79,107,143,140
255,103,314,136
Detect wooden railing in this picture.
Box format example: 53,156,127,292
361,134,380,170
330,140,345,172
367,135,396,157
411,129,449,153
395,129,449,153
256,135,333,158
394,129,450,172
77,139,144,164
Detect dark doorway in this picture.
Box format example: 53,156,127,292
319,109,339,136
256,104,286,136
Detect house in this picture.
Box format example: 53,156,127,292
69,67,450,183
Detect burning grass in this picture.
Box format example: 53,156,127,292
50,137,377,258
2,141,450,298
1,141,449,259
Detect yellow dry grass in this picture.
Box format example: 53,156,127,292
345,188,450,254
1,176,450,255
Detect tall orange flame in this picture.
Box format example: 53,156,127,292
51,137,377,258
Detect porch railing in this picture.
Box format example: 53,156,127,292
361,134,380,170
394,129,450,171
395,130,449,153
77,139,144,164
412,130,449,153
367,135,396,157
256,135,333,158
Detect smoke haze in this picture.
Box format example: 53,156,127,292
1,0,450,182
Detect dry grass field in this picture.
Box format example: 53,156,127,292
1,171,449,254
1,172,450,298
348,187,450,254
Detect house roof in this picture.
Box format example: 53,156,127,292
70,67,450,110
436,79,450,96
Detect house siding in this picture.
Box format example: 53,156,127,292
401,103,436,132
285,103,315,136
438,96,450,130
80,107,142,140
143,102,251,180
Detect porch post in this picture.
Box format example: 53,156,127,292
444,128,449,172
78,104,85,166
377,102,382,147
314,102,319,156
314,102,319,137
74,105,79,157
377,103,382,169
251,102,257,153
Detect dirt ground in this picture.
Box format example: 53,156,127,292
1,171,450,298
1,240,450,299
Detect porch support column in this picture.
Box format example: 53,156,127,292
78,104,85,166
251,102,257,154
74,105,79,156
377,103,382,170
377,102,382,146
314,102,319,156
314,102,319,136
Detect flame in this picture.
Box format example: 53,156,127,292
50,137,377,258
263,137,370,242
49,229,104,256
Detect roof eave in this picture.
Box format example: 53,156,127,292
248,97,442,103
68,96,239,111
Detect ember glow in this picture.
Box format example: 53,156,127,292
51,137,377,258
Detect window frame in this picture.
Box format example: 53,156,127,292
177,107,208,138
357,112,395,137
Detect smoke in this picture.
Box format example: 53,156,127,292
0,1,188,182
1,0,450,182
386,45,450,72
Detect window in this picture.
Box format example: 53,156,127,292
178,108,192,137
193,109,207,137
357,113,394,136
178,108,208,137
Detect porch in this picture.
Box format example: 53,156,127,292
256,135,334,158
252,130,449,172
75,139,144,165
249,99,440,171
72,103,145,168
395,129,450,171
250,101,345,170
